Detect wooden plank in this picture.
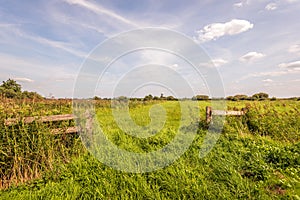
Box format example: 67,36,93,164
205,106,246,123
51,126,79,134
4,114,76,126
212,110,245,116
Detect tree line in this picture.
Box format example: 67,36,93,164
1,79,298,101
0,79,43,99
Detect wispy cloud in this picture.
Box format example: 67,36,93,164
265,3,277,11
198,58,228,68
286,0,299,3
14,77,34,83
262,78,273,82
279,60,300,70
195,19,253,42
212,58,228,67
0,23,87,58
30,35,87,58
233,0,250,8
239,52,265,62
64,0,138,27
288,44,300,55
238,65,300,82
233,2,244,8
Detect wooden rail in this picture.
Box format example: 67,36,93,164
4,114,78,134
206,106,246,123
4,114,76,126
51,126,79,135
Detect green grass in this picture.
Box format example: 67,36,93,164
0,99,299,199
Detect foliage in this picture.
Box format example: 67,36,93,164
0,79,22,98
143,94,153,101
252,92,269,100
0,98,82,188
226,93,270,101
22,91,43,99
0,79,43,99
192,95,209,100
0,99,299,199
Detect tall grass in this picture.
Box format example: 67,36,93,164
0,98,299,199
0,98,84,188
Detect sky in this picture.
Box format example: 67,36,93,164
0,0,300,98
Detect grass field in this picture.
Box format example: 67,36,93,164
0,99,299,199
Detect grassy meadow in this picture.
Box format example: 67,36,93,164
0,98,299,199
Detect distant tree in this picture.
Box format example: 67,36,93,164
166,96,177,101
116,96,128,101
0,79,22,98
93,96,101,100
0,79,43,99
226,96,234,101
233,94,248,100
270,97,276,101
144,94,153,101
153,96,160,100
252,92,269,100
192,95,209,101
22,91,43,100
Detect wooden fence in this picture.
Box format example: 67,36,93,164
4,106,247,134
4,114,78,134
206,106,246,123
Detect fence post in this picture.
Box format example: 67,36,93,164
206,106,212,123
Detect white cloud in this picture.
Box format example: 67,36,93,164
199,58,228,68
262,79,273,82
238,66,300,82
14,77,34,83
171,63,179,69
239,52,265,62
265,3,277,10
212,58,228,67
195,19,253,42
64,0,138,27
233,0,250,8
286,0,298,3
279,60,300,70
288,44,300,55
233,2,243,8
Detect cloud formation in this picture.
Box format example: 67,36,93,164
288,44,300,55
279,60,300,70
64,0,138,27
14,77,34,83
239,52,265,62
265,3,277,10
212,58,228,67
233,0,250,8
195,19,253,42
262,79,273,82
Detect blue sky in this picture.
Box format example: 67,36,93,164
0,0,299,98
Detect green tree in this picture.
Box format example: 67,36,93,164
0,79,43,99
93,96,101,100
234,94,248,100
144,94,153,101
192,95,209,101
0,79,22,98
252,92,269,100
22,91,43,100
166,96,177,101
